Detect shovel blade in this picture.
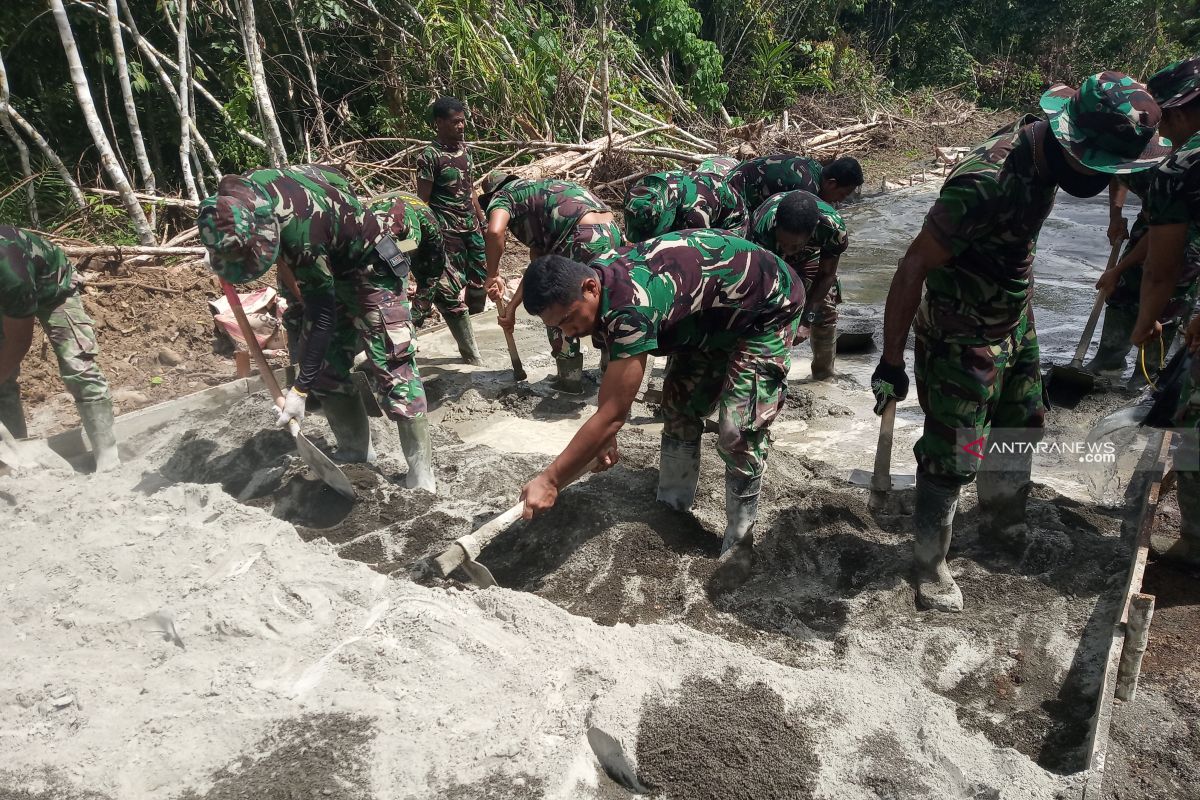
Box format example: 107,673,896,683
460,558,497,588
847,468,915,489
1045,364,1096,408
293,429,357,499
351,372,384,417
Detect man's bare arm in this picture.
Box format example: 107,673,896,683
881,227,952,364
0,315,36,385
1133,223,1189,345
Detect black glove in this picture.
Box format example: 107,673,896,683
870,359,909,415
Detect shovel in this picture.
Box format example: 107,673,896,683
221,280,356,500
498,296,527,382
847,399,915,506
430,457,598,587
1045,237,1125,406
0,420,73,474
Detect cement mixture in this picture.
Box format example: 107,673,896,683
1,339,1142,798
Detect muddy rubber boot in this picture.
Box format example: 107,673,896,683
552,353,585,395
320,392,375,463
1153,470,1200,566
465,285,488,315
656,435,701,511
445,311,484,366
1083,305,1135,380
810,324,837,381
721,473,761,555
975,434,1033,553
0,387,27,439
397,415,436,493
77,398,120,473
912,476,963,613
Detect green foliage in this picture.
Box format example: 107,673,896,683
630,0,728,110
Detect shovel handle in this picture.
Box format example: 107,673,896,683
1072,237,1125,365
432,457,599,577
497,296,526,379
222,280,285,403
870,399,897,496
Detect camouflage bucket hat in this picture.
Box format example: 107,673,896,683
197,181,280,283
1148,57,1200,110
479,169,520,206
1039,71,1170,174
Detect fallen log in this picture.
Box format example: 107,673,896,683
63,244,207,257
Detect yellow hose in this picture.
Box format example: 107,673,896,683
1140,337,1166,390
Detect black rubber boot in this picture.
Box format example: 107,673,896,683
656,435,701,511
1154,469,1200,566
465,286,488,315
445,311,484,366
0,385,27,439
810,324,837,381
721,472,761,555
320,391,375,463
397,415,436,492
1084,305,1135,380
913,475,963,612
975,430,1033,553
77,398,120,472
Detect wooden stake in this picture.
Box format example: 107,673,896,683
1115,593,1155,702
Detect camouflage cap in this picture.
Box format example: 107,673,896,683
1148,58,1200,110
197,177,280,283
1039,71,1170,174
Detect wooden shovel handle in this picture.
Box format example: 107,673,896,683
498,296,525,375
1072,237,1125,365
222,280,284,402
870,399,897,495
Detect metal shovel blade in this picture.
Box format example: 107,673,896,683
1045,363,1096,408
847,468,915,489
460,558,497,588
291,422,356,499
350,371,384,417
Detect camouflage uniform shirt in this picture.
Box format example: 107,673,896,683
727,155,822,212
416,141,480,233
237,165,386,296
487,179,609,253
0,225,76,319
695,155,740,179
919,116,1057,340
625,171,747,241
749,190,848,268
371,191,445,290
590,230,804,359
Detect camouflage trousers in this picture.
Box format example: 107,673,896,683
547,221,625,360
282,271,426,421
0,291,111,414
661,320,799,480
443,227,486,290
411,247,468,327
914,309,1045,484
798,260,842,328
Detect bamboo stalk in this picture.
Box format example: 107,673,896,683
1115,593,1155,702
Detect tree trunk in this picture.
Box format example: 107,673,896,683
284,0,330,154
175,0,198,201
49,0,155,244
0,118,38,227
0,49,85,210
105,0,156,226
236,0,287,167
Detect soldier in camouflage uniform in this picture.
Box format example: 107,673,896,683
750,190,850,380
1086,169,1200,384
416,96,488,313
623,170,748,242
1131,57,1200,566
198,164,437,492
0,225,119,470
517,230,804,559
873,72,1168,612
695,155,740,179
726,154,863,214
371,190,483,365
480,171,624,393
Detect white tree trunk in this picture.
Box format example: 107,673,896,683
0,50,85,210
49,0,155,244
112,0,220,183
284,0,330,154
175,0,198,201
105,0,156,226
237,0,287,167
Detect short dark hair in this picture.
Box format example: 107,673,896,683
430,96,465,120
776,192,820,236
823,157,863,187
522,255,595,315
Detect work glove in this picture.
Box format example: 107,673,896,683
870,359,908,415
276,386,308,429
